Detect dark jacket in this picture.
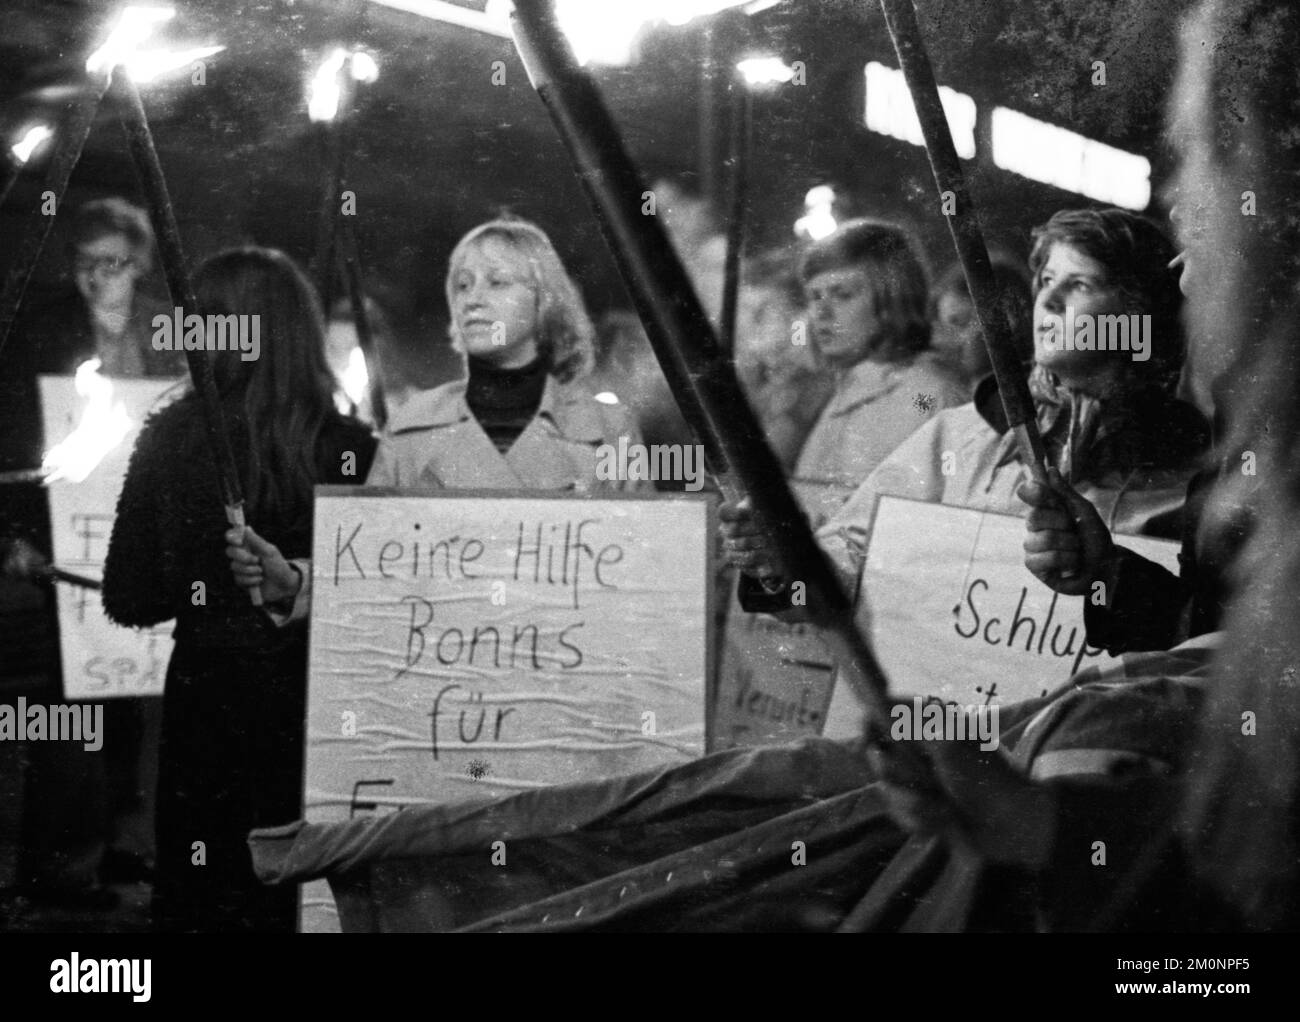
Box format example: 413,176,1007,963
1084,408,1255,655
102,399,376,647
100,397,376,932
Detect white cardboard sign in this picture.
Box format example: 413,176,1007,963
822,495,1181,738
38,374,183,699
301,488,712,931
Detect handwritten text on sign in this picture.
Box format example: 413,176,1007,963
305,488,710,810
38,375,183,699
822,496,1180,738
301,489,712,930
711,480,850,750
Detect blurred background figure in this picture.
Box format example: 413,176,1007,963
733,247,835,473
324,295,398,427
791,217,966,516
2,197,182,913
32,197,179,378
927,254,1034,396
651,177,727,324
588,310,692,470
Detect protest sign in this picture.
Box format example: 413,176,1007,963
822,495,1181,739
710,479,850,750
300,488,712,931
38,374,183,699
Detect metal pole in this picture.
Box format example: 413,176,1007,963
509,0,891,715
114,73,262,606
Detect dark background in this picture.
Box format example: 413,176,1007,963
0,0,1193,389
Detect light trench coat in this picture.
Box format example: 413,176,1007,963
792,352,968,493
814,401,1197,595
276,373,647,625
365,374,647,492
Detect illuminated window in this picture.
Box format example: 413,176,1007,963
991,106,1151,210
863,61,976,160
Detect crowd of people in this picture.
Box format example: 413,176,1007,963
1,0,1296,932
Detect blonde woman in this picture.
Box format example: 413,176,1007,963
228,217,646,612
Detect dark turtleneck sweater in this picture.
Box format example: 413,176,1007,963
465,355,548,454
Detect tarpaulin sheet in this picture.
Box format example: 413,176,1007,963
250,637,1218,932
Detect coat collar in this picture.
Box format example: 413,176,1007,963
388,373,609,442
824,358,902,415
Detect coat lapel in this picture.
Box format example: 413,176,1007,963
416,419,528,489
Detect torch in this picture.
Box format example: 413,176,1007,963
41,566,104,591
111,69,261,607
308,48,387,427
0,42,120,360
338,213,389,429
308,49,378,309
0,125,54,212
719,56,797,353
876,0,1048,480
507,0,891,717
0,5,222,356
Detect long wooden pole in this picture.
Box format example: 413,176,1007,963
508,0,891,717
877,0,1048,479
719,80,752,354
0,74,113,360
115,73,262,606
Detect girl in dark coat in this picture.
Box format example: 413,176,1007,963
102,248,376,932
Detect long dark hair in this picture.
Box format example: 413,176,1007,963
191,247,338,525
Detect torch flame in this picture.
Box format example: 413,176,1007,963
308,49,378,123
308,48,348,123
126,45,226,83
795,185,838,241
84,6,223,84
86,6,175,76
340,346,370,408
11,125,53,165
737,56,796,87
42,359,133,484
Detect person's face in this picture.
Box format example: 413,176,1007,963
933,288,995,381
449,237,540,368
1033,241,1131,392
73,234,142,311
804,266,882,369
